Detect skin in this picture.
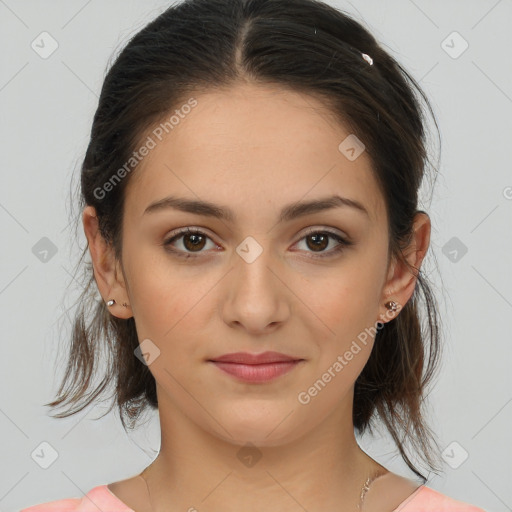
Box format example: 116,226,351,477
83,82,431,512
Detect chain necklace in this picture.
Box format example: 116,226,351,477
139,465,387,512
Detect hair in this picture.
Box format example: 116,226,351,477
47,0,445,482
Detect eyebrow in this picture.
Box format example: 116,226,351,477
143,194,369,223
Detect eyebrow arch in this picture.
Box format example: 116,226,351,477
143,194,369,223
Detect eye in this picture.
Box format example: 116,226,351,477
293,228,353,259
163,227,218,258
162,227,353,259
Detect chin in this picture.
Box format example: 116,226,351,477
208,404,310,448
219,426,305,449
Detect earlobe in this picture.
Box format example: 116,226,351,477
82,206,133,319
106,298,132,311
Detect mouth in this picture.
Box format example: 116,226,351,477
207,351,305,383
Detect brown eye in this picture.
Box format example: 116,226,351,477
163,227,353,260
163,228,216,257
294,229,353,259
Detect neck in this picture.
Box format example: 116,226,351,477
141,385,388,512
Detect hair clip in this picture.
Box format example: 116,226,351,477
361,53,373,66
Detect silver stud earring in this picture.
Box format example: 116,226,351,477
106,299,116,307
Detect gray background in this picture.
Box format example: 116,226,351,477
1,1,511,511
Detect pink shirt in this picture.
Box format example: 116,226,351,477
19,484,487,512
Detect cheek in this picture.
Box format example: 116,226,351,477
303,259,384,376
307,265,381,337
123,250,224,367
122,244,196,340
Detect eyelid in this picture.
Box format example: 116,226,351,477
299,225,350,240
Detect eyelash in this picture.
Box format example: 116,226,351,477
162,227,353,260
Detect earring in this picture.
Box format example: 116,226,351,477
385,300,399,312
106,299,130,308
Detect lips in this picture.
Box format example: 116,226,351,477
208,351,302,364
207,351,304,383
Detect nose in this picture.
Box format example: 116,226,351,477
221,245,291,336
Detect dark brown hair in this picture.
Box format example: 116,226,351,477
48,0,444,482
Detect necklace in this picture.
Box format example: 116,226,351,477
139,466,387,512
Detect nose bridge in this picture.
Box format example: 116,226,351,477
233,234,280,295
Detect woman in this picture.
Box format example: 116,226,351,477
21,0,486,511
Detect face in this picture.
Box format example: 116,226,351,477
97,83,405,447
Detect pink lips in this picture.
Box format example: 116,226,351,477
208,351,304,383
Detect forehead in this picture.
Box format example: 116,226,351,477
124,82,386,226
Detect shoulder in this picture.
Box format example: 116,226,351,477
398,485,488,512
19,485,133,512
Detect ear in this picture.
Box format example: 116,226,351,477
82,205,132,319
378,212,431,323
